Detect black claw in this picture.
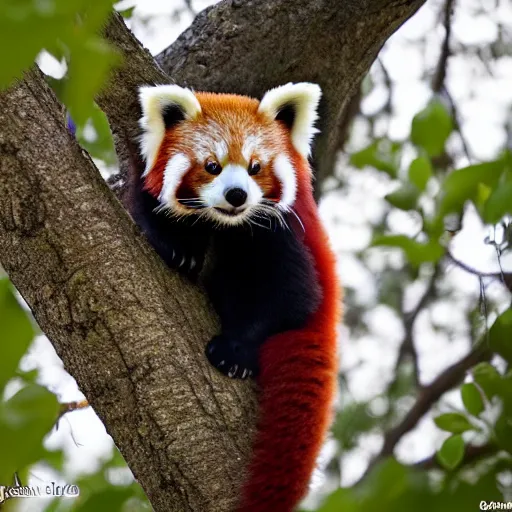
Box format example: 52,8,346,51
162,244,203,280
205,335,258,379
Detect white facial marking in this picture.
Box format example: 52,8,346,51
190,121,226,162
214,141,228,162
158,153,190,206
273,155,297,208
242,135,260,162
242,135,272,165
199,164,263,224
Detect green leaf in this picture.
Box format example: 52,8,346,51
385,183,420,211
411,99,453,157
438,160,505,217
473,363,502,400
434,413,475,434
461,383,485,417
0,384,59,482
316,488,358,512
75,103,117,165
483,182,512,224
317,456,505,512
437,434,465,470
494,413,512,454
0,0,118,134
0,279,35,393
117,6,135,19
0,1,116,89
331,402,379,450
408,157,433,191
489,308,512,364
371,235,444,266
64,36,119,125
350,141,398,178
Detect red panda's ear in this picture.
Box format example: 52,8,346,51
138,85,201,171
258,83,322,157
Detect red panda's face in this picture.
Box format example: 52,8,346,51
139,83,321,227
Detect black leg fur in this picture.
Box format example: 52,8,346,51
128,180,210,280
204,222,321,379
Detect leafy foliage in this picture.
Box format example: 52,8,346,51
0,280,59,481
411,99,453,158
316,458,503,512
433,413,475,434
0,0,119,125
334,87,512,510
437,434,464,470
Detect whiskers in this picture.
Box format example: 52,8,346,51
278,204,305,233
152,198,206,224
152,196,305,234
249,201,287,232
177,197,207,209
245,199,305,234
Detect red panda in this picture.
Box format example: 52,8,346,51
131,83,341,512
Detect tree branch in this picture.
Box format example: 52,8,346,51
361,341,491,478
447,251,512,282
394,264,441,387
432,0,455,94
381,342,490,457
154,0,427,190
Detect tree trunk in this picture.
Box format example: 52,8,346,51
0,68,257,512
0,1,426,511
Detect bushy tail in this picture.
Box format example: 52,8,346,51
236,325,338,512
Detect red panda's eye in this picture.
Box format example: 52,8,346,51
205,160,222,175
248,162,261,176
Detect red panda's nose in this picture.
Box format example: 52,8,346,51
225,188,248,207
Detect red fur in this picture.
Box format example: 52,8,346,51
237,152,340,512
142,90,340,510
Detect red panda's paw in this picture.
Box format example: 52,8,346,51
165,246,202,279
205,335,259,379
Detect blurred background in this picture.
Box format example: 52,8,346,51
1,0,512,510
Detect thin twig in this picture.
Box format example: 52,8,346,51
413,442,499,470
446,251,508,280
443,86,473,163
394,264,441,387
58,399,89,419
382,343,490,457
378,58,393,114
432,0,455,93
359,342,491,481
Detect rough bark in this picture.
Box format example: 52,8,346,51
0,1,427,511
0,68,257,512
